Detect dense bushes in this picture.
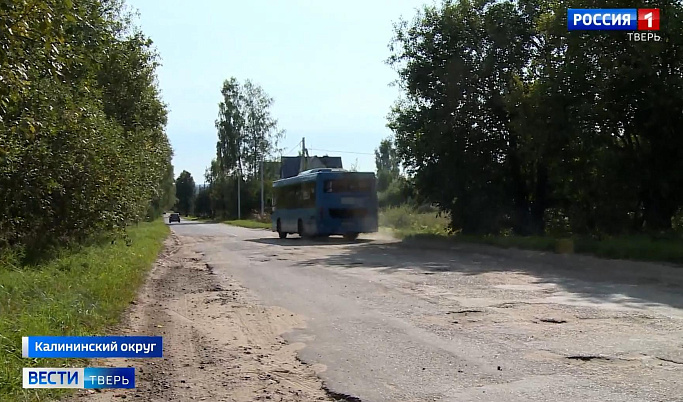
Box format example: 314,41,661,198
379,205,449,236
0,0,174,250
388,0,683,236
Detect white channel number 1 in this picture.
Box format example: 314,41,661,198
644,12,653,28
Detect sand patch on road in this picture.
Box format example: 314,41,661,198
68,233,332,402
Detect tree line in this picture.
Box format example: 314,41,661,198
175,78,283,220
384,0,683,236
0,0,174,251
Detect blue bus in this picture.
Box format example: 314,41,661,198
271,168,378,240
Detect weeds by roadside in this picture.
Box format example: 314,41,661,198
380,205,449,236
380,206,683,265
186,216,271,229
0,220,169,401
223,220,271,229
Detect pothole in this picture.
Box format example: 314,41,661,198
536,318,567,324
656,357,683,365
323,386,363,402
447,309,484,315
566,355,611,362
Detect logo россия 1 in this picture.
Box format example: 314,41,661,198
637,9,660,30
568,8,661,41
568,8,660,31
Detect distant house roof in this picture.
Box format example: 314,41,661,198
279,156,343,179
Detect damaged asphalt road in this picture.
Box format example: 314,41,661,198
72,220,683,402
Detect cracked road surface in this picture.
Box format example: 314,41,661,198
74,219,683,402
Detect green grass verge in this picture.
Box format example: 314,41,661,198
379,206,450,236
397,232,683,264
223,219,271,229
573,236,683,264
184,216,270,229
381,207,683,265
0,220,169,401
395,231,558,251
185,216,211,222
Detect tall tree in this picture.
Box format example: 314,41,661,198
215,78,283,178
375,137,400,192
389,0,532,234
215,77,284,218
242,80,283,178
215,78,244,177
175,171,195,216
553,0,683,232
375,138,400,174
148,159,176,219
388,0,683,235
0,0,173,248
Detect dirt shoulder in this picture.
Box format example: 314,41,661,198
68,233,333,402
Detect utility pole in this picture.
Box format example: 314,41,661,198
300,137,309,173
237,171,241,220
300,137,305,173
260,159,264,216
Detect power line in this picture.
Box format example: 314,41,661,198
283,140,301,156
309,148,374,156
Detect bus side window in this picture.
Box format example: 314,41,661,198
303,182,315,207
309,182,316,206
283,186,293,209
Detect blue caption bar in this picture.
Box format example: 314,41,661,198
23,367,135,389
22,336,163,358
568,9,637,30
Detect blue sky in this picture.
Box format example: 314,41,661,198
126,0,427,182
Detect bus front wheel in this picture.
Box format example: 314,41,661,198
277,220,287,239
344,232,359,241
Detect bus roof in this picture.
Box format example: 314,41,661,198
273,170,375,187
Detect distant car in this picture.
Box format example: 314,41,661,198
169,213,181,223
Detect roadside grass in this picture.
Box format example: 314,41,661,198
0,220,169,401
398,232,559,252
185,216,210,222
380,205,450,236
573,235,683,264
380,207,683,265
184,216,270,229
223,219,271,229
